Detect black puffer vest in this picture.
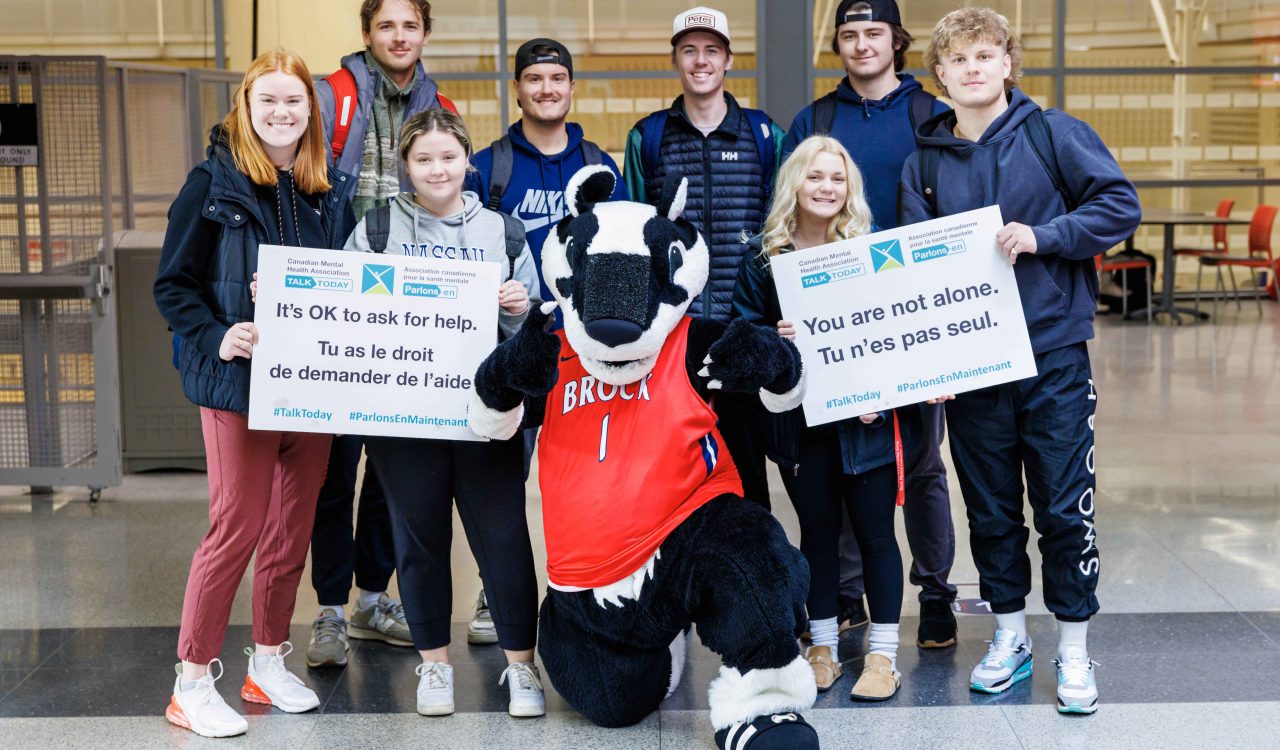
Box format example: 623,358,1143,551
640,95,771,322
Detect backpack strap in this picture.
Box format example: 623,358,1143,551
812,91,838,136
366,203,391,254
1021,108,1077,212
640,110,669,186
916,143,940,217
486,136,514,211
743,108,777,200
580,139,603,166
435,91,458,114
500,212,527,282
327,67,358,161
907,89,936,138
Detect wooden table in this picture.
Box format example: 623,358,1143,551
1128,209,1250,323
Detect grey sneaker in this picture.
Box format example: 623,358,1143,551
467,590,499,645
348,594,413,647
305,609,348,668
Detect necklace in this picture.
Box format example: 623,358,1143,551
274,169,302,247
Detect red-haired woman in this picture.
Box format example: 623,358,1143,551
154,49,355,738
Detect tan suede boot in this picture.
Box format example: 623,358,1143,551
806,645,842,692
849,653,900,701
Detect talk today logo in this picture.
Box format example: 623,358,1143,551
870,238,905,273
362,264,395,295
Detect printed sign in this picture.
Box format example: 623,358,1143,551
249,245,500,440
0,104,38,167
770,205,1037,426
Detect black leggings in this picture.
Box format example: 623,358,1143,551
364,435,538,651
780,424,903,625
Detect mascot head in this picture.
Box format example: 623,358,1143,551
541,165,709,386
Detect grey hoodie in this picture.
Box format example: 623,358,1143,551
345,191,537,339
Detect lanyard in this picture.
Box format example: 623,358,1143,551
893,409,905,507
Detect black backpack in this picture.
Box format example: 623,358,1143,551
364,203,528,281
916,107,1077,216
485,135,603,211
812,88,936,139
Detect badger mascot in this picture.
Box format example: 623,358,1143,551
468,165,820,750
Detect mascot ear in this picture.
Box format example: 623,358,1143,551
566,165,617,217
658,173,688,222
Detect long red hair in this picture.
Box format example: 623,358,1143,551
222,49,331,194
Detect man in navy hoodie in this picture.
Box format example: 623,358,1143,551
467,37,627,316
784,0,959,651
899,7,1140,715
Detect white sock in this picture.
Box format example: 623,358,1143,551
868,622,900,670
318,605,345,621
1057,620,1089,661
808,616,839,649
357,589,383,611
251,653,275,671
995,610,1029,646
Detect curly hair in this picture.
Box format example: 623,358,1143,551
923,7,1022,98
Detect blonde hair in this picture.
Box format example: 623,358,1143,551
221,49,330,194
924,7,1023,98
398,108,477,173
758,136,872,258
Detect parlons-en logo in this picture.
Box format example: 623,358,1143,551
870,238,905,273
911,240,967,263
286,274,352,292
361,264,395,295
404,282,458,299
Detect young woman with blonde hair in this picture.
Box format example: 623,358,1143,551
154,49,355,737
733,135,925,702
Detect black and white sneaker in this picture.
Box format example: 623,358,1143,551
714,712,820,750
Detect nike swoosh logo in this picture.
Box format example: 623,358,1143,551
560,355,578,362
512,205,555,233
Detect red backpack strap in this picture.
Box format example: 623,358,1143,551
327,67,358,160
436,91,458,114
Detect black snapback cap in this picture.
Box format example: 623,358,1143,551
514,38,573,80
835,0,902,27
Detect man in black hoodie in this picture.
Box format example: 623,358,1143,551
899,7,1140,715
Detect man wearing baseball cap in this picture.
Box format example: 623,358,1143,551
782,0,961,674
623,6,785,526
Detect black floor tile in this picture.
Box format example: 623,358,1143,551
0,628,78,669
0,668,34,704
1241,611,1280,649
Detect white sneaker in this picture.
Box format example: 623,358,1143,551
500,662,546,718
166,659,248,738
415,661,455,716
1055,646,1100,714
241,643,320,713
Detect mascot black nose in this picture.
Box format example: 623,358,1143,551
584,318,644,347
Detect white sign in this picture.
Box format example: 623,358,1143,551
249,244,500,440
770,205,1037,426
0,146,37,167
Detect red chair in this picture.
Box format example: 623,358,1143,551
1196,205,1278,316
1096,253,1153,322
1174,199,1234,262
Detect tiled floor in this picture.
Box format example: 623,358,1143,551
2,306,1279,747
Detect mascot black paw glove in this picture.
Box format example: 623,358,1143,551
700,319,803,395
475,303,561,413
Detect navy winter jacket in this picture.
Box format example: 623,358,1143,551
623,94,785,322
466,121,627,308
154,128,356,413
732,239,923,475
316,51,447,189
784,75,949,231
900,89,1141,354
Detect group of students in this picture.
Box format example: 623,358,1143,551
151,0,1140,740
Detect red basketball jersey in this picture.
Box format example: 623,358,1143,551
539,317,742,589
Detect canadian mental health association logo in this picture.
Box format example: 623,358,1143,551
362,264,395,295
870,238,905,273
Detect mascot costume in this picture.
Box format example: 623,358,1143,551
468,165,821,750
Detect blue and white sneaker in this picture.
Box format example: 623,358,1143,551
1054,647,1099,714
970,628,1033,693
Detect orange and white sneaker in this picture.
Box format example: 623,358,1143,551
241,642,320,713
165,659,248,738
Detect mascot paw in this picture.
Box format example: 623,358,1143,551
714,713,820,750
700,319,801,393
505,303,562,398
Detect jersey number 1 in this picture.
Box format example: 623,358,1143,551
598,413,610,463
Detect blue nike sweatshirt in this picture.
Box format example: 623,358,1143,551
899,88,1142,354
784,74,949,230
467,121,628,313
